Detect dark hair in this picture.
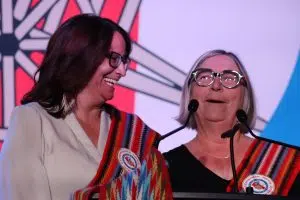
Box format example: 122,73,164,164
21,14,132,118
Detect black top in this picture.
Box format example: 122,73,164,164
163,145,300,196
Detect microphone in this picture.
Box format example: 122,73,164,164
236,109,300,151
154,99,199,148
220,123,241,193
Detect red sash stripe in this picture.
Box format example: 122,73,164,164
276,149,298,195
257,144,281,175
282,154,300,195
269,146,289,180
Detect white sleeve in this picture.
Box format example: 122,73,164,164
0,105,52,200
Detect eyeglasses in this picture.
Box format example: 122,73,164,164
190,68,246,89
106,51,131,70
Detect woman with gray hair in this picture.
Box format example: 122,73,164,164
163,49,300,196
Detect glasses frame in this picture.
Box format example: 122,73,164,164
191,68,246,89
106,51,131,71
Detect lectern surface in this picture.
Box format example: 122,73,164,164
173,192,299,200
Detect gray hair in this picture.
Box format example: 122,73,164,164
177,49,256,131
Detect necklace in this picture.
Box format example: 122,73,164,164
192,137,231,159
197,148,230,159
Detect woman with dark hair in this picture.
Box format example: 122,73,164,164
163,49,300,196
0,14,171,199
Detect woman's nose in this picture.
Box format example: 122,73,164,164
115,63,127,77
210,77,222,91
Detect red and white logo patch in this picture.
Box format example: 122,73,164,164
118,148,141,173
242,174,275,195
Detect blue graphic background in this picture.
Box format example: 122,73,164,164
261,51,300,147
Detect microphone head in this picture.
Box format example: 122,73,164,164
188,99,199,113
236,109,248,123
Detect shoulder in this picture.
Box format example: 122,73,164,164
3,103,46,153
163,145,195,173
12,102,45,114
9,102,56,130
10,102,43,120
258,139,300,153
163,145,187,162
105,103,160,134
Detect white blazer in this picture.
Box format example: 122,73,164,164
0,102,111,200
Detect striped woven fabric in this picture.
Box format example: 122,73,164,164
71,104,167,199
96,148,173,200
227,139,300,195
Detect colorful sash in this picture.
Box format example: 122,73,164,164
76,148,173,200
227,139,300,195
71,105,173,199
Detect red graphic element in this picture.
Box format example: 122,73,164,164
32,1,44,29
16,52,43,106
30,52,44,66
16,68,34,106
30,0,40,7
61,0,82,24
101,0,126,23
35,18,45,29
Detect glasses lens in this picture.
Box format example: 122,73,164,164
122,58,130,71
220,71,240,88
109,52,121,68
195,71,214,86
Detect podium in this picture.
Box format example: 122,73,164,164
173,192,299,200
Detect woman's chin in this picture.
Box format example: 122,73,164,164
203,113,227,122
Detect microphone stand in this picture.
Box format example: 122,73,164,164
154,99,199,148
237,110,300,151
222,123,254,194
229,131,239,193
222,124,239,193
154,112,192,148
245,122,300,151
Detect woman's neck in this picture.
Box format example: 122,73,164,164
196,119,235,143
73,100,104,123
187,119,241,159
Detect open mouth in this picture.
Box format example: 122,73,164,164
104,78,117,87
206,99,226,104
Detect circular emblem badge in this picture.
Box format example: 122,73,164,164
242,174,275,195
118,148,141,173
